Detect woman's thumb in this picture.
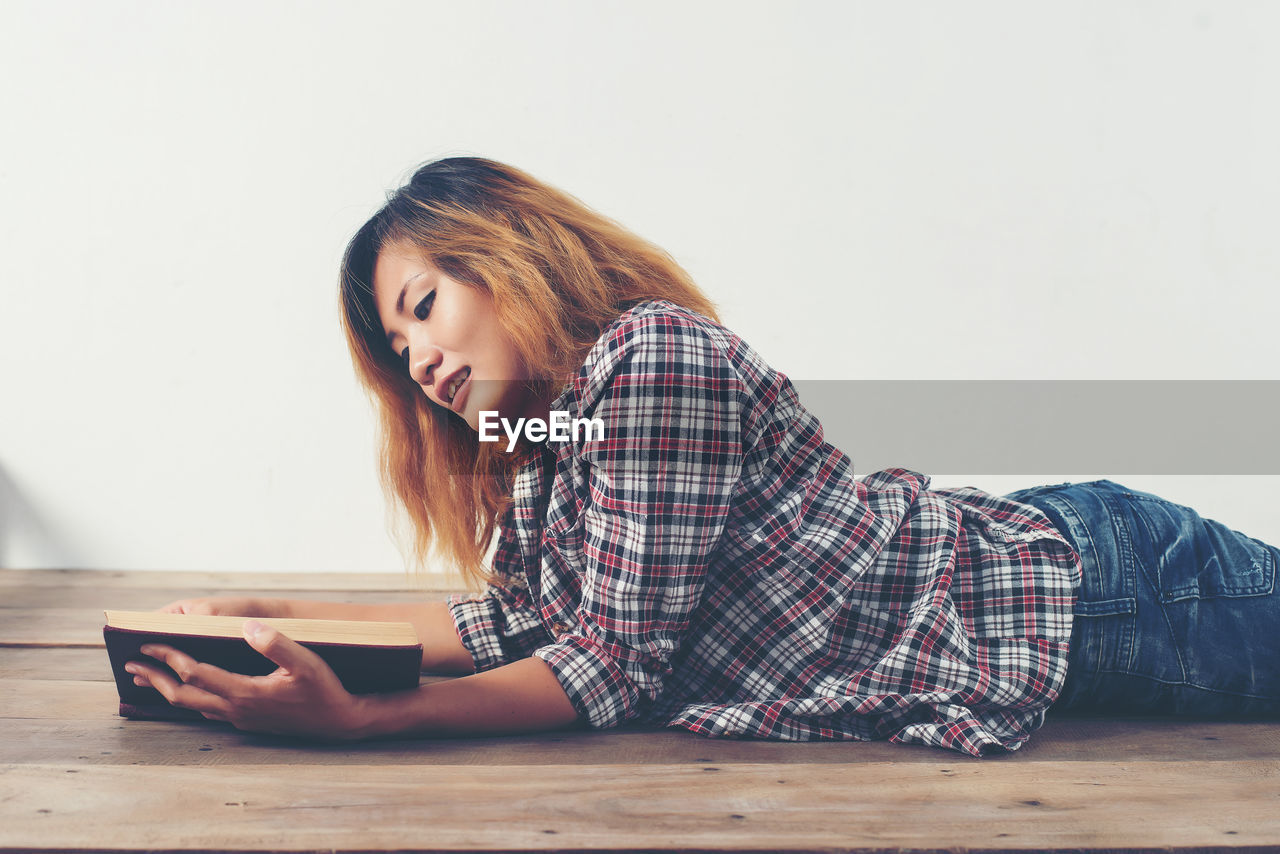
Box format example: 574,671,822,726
243,619,300,668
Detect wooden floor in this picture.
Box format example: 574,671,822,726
2,569,1279,853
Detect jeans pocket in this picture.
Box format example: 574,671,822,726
1040,481,1280,713
1116,489,1280,707
1123,492,1276,603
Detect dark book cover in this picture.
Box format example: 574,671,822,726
104,624,423,721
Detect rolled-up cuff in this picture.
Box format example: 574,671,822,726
533,634,641,729
446,593,552,673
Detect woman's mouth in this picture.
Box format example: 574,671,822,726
445,367,471,410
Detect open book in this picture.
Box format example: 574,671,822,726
103,610,423,721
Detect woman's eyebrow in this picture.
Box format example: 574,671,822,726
385,272,426,349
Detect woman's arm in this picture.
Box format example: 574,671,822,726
126,621,579,739
354,656,580,738
289,601,580,734
159,596,475,674
282,599,475,674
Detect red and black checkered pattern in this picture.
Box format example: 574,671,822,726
449,300,1081,756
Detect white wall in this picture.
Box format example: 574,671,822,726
2,1,1277,574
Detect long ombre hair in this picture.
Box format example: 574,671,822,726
339,157,720,589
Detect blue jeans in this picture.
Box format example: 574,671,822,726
1004,480,1280,716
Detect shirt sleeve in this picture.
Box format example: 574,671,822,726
532,312,746,728
447,516,553,672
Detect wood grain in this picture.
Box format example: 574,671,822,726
5,679,1280,765
0,647,111,681
0,600,464,647
0,568,468,592
3,568,1280,853
1,761,1276,852
1,584,453,610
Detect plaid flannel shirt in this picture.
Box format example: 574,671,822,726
449,299,1081,756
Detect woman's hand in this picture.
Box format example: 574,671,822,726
125,620,368,741
156,597,293,618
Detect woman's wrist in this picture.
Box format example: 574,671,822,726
349,685,429,740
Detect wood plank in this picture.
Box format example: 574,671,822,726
0,608,145,647
0,608,108,647
0,599,454,646
0,647,112,681
1,584,457,610
0,568,470,592
0,716,937,767
1,761,1276,852
3,680,1280,765
0,678,447,722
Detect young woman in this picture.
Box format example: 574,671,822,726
126,157,1280,757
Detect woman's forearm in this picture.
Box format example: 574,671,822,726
352,656,581,739
280,599,475,674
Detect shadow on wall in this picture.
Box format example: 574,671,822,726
0,462,84,570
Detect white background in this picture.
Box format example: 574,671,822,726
2,1,1277,575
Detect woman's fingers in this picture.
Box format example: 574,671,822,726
128,660,231,718
155,599,209,615
136,644,237,692
153,597,288,618
125,630,362,739
127,644,237,718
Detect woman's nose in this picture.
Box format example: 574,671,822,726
407,343,443,389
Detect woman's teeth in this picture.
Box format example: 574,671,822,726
447,367,470,403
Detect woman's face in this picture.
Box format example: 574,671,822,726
372,241,543,432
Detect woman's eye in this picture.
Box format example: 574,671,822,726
396,290,436,375
414,290,436,321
